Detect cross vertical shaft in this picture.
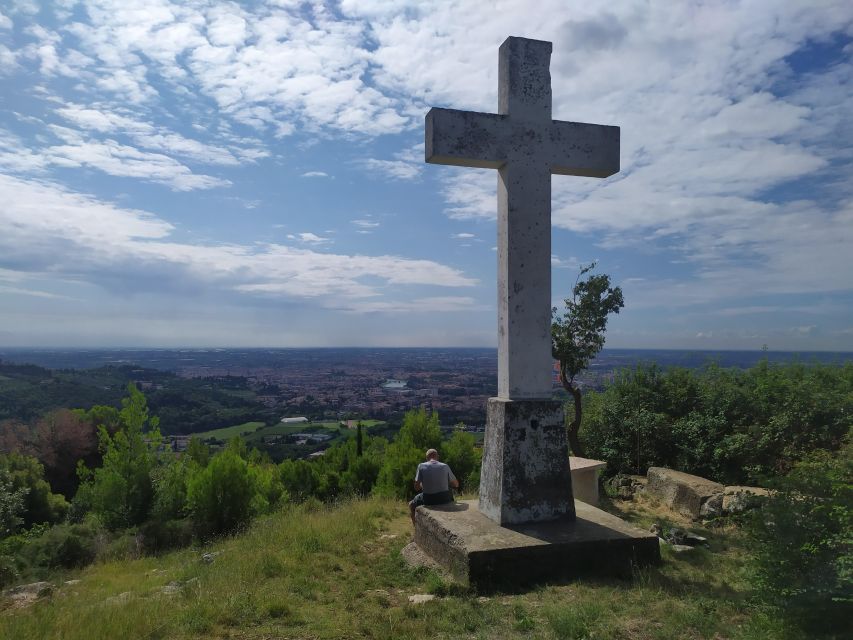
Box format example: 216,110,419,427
425,36,619,524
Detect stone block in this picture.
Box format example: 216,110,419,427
723,486,770,514
410,499,660,587
569,457,607,505
646,467,724,519
479,398,574,524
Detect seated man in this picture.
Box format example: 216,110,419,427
409,448,459,525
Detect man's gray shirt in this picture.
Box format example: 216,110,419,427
415,460,457,494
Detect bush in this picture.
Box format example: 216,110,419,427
138,518,194,554
746,430,852,633
443,431,479,492
582,361,852,484
187,450,260,538
374,408,442,499
0,453,69,530
18,523,99,571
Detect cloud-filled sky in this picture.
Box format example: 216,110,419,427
0,0,851,350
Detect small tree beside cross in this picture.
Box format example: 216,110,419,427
552,262,624,458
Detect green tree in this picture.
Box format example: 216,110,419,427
0,452,69,528
81,384,162,530
552,262,624,457
442,431,479,492
398,407,442,451
0,467,28,538
187,450,260,538
375,408,442,499
747,430,852,633
185,436,210,467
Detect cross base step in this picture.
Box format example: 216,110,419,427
407,499,660,588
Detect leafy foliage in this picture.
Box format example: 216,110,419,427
747,431,852,632
552,262,624,456
442,430,479,492
79,384,162,530
374,408,443,499
0,453,68,531
583,361,853,484
0,468,28,538
186,449,264,538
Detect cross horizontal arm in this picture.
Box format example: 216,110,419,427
548,120,620,178
425,108,506,169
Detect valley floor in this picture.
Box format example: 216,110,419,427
1,495,803,640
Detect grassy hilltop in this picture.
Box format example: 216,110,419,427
1,496,797,640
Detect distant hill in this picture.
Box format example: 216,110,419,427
0,360,272,434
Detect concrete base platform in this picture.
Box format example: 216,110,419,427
410,499,660,587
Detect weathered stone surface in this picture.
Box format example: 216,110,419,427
699,492,723,519
646,467,724,519
479,398,574,524
722,486,770,514
425,36,619,400
570,457,606,506
411,499,659,587
408,594,437,604
201,551,221,564
606,474,647,500
4,581,53,608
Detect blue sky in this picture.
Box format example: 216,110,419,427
0,0,851,350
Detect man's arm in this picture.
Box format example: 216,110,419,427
448,467,459,489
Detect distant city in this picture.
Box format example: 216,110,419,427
1,347,850,428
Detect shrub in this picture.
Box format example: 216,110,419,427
746,430,852,632
582,361,853,484
152,456,191,521
443,431,479,492
187,450,259,538
18,523,99,571
0,453,69,530
138,518,194,554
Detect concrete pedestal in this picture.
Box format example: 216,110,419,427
570,457,607,506
479,398,574,524
408,499,660,587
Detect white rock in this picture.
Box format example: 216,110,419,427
408,594,437,604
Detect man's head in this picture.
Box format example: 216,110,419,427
425,448,438,461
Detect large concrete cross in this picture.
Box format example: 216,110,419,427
426,36,619,401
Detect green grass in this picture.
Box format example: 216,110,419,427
195,421,266,441
0,496,809,640
197,420,387,444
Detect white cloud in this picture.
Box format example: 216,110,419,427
43,138,230,191
440,170,496,220
0,174,478,303
351,218,379,229
361,158,420,180
452,232,475,239
0,12,12,30
340,296,485,314
301,171,329,178
287,232,331,245
550,255,579,269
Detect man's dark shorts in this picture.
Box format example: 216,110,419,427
409,490,454,509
